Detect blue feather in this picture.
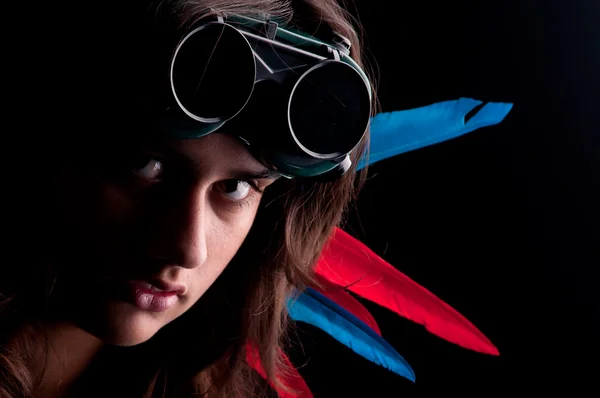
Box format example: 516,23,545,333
287,288,416,382
285,98,512,383
358,97,513,170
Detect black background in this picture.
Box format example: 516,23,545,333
289,1,600,396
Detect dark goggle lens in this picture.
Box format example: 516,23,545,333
171,23,256,122
288,61,371,157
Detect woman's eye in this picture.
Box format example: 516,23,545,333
215,180,253,201
132,156,164,180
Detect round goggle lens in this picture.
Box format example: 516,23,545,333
171,23,256,122
288,61,371,157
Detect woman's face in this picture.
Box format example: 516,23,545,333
49,133,279,346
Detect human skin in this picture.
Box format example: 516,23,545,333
31,133,279,397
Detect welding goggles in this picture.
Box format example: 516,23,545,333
160,13,372,179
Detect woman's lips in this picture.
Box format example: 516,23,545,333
127,281,183,312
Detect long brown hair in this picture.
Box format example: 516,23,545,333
0,0,374,396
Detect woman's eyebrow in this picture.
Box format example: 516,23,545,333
150,141,282,180
231,169,282,180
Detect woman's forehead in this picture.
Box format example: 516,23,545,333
162,133,270,175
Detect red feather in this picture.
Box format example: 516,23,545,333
313,275,382,335
315,227,499,356
246,343,313,398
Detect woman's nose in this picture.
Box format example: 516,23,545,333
146,186,209,270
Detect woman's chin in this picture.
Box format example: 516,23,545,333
77,301,174,347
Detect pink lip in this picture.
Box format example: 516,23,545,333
127,281,185,312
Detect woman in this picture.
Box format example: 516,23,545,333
0,0,373,396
